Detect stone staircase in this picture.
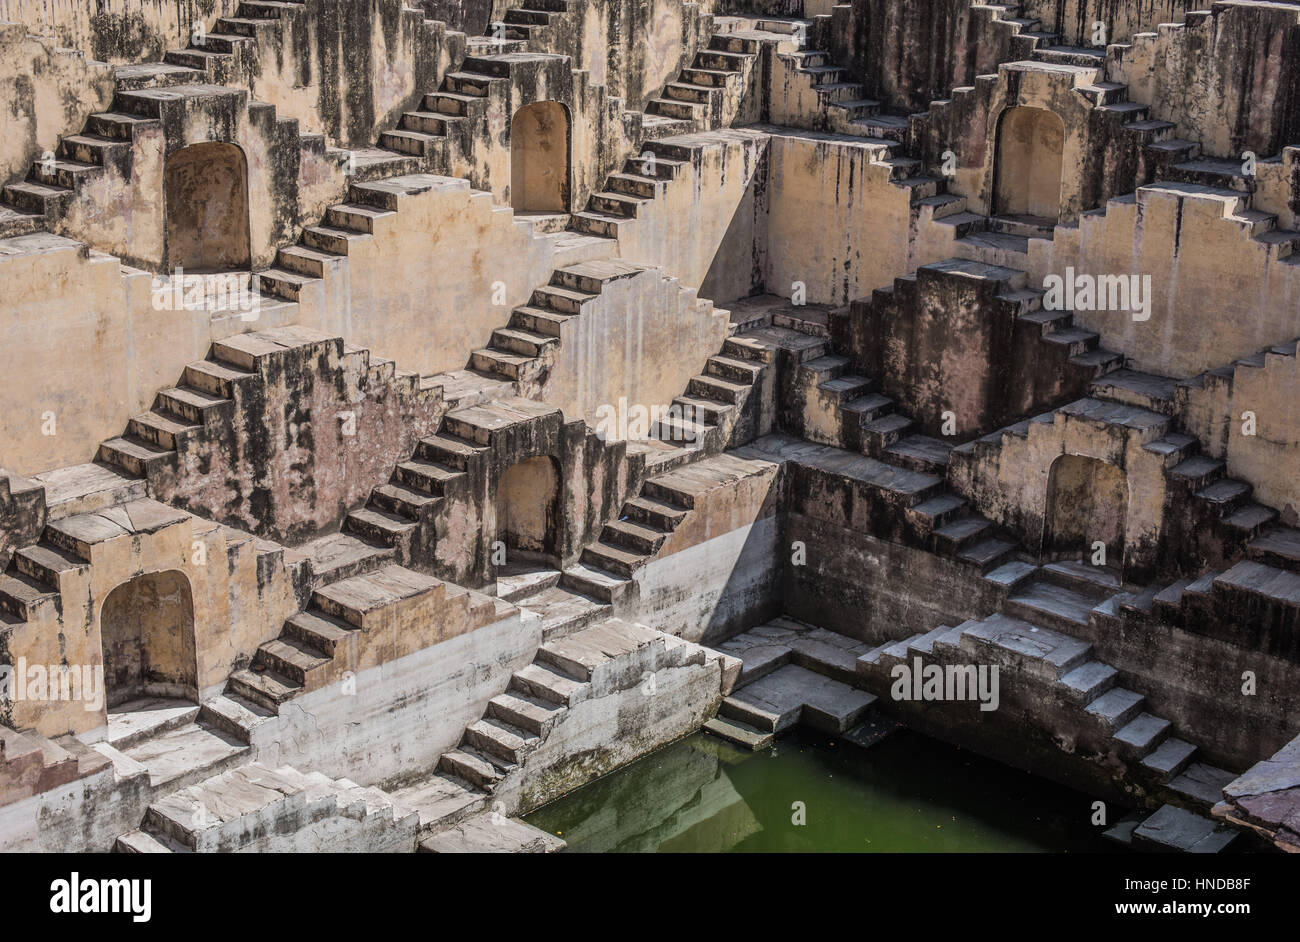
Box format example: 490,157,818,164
468,259,725,397
559,333,773,593
96,326,314,480
576,449,775,588
704,616,878,748
115,761,419,852
342,395,561,563
223,563,506,715
398,616,711,831
857,600,1236,817
639,28,764,134
0,75,289,246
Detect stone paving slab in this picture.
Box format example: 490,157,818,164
421,811,565,853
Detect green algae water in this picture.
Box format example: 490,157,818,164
526,728,1123,853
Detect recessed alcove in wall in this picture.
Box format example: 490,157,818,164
495,455,561,565
1043,454,1128,568
510,101,572,214
994,105,1065,221
98,570,198,708
163,141,252,272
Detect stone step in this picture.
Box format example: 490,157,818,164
602,518,668,556
622,495,688,530
958,613,1091,681
12,541,87,589
1141,736,1198,782
1247,525,1300,573
1083,686,1145,732
97,435,173,476
464,717,540,765
955,537,1017,573
1169,761,1235,807
228,667,300,712
1058,660,1118,704
282,610,354,657
1005,579,1098,630
487,691,565,737
702,714,774,750
437,748,503,790
560,562,628,603
1132,804,1239,853
931,515,992,553
510,661,587,707
345,506,416,546
255,636,330,686
1113,712,1171,756
580,540,646,578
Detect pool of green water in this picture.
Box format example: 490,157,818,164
525,727,1125,852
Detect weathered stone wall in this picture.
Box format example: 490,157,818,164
229,0,459,149
0,0,240,63
3,505,299,737
1031,183,1300,378
835,260,1096,438
1107,0,1300,158
760,129,916,306
140,329,445,546
0,234,298,477
0,22,114,187
1025,0,1217,46
542,268,731,427
517,0,714,112
821,0,1019,114
250,609,537,787
633,515,784,643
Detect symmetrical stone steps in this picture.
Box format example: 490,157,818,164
227,562,502,714
0,69,313,241
0,497,200,631
115,761,419,853
426,618,696,814
858,608,1226,794
642,30,758,133
344,395,561,561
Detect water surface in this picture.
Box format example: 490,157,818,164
526,728,1124,853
